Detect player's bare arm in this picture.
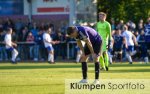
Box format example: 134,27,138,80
44,39,59,45
132,34,138,46
76,39,84,55
84,38,94,54
123,37,128,48
83,38,96,61
11,42,17,47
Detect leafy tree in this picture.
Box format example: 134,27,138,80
97,0,150,23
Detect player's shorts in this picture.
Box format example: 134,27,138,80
126,46,134,52
84,36,102,56
113,47,122,52
75,46,80,51
146,43,150,50
46,46,54,52
6,47,14,52
102,41,107,52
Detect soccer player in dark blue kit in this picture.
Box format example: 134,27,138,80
144,17,150,63
137,30,149,63
67,26,102,84
113,28,127,61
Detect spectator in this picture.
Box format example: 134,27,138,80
0,31,8,61
26,32,35,60
116,20,124,30
3,18,14,31
38,23,47,60
26,32,34,42
17,26,29,60
137,19,144,34
19,26,29,42
34,30,44,61
59,22,68,59
111,19,116,31
15,18,24,35
31,22,39,37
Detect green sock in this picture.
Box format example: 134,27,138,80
104,52,109,67
99,55,106,69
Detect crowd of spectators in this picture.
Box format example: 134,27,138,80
0,17,150,62
110,18,150,62
0,18,74,61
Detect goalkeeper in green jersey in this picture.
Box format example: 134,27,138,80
96,12,111,71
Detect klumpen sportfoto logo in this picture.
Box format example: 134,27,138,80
65,79,150,94
70,82,145,91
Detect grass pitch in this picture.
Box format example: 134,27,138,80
0,62,150,94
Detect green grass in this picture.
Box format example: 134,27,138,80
0,62,150,94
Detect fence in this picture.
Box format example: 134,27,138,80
0,41,149,62
0,41,77,61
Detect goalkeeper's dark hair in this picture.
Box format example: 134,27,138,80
67,26,76,35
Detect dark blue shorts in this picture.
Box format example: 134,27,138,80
75,46,80,51
126,46,134,52
113,47,122,52
84,37,102,56
6,47,14,52
46,46,54,52
146,43,150,50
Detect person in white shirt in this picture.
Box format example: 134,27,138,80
122,25,138,64
43,26,59,64
4,28,18,64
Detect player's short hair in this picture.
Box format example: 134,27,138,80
67,26,76,35
44,25,51,31
123,25,128,30
6,27,12,32
98,12,107,17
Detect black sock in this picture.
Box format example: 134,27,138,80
81,62,87,79
95,62,100,79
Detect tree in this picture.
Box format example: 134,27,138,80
97,0,150,23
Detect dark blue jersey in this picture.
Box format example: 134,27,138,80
113,35,124,49
138,35,146,46
75,26,102,44
145,24,150,43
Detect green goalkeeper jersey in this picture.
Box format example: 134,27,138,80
96,21,111,51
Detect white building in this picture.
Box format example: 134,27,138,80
0,0,97,25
